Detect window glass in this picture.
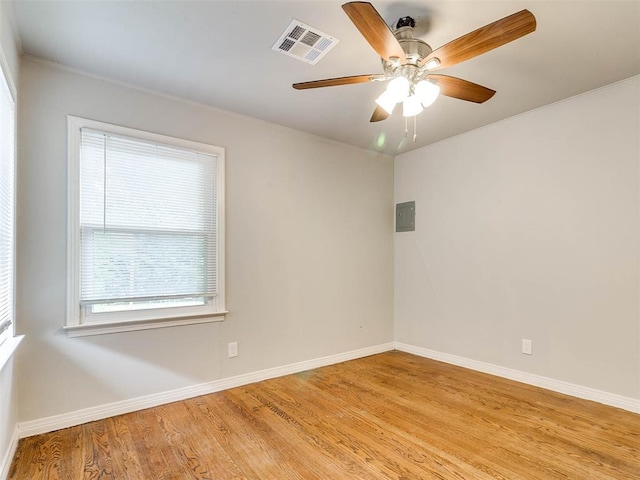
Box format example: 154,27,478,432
67,118,225,330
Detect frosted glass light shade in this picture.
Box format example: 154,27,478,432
415,80,440,107
402,95,423,117
386,76,410,102
424,58,441,70
375,90,397,114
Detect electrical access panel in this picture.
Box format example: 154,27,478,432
396,201,415,232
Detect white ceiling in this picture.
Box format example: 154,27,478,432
7,1,640,155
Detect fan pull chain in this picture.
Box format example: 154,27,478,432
403,116,419,142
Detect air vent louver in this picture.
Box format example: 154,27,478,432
272,19,339,65
279,38,295,52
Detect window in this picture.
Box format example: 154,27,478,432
0,57,15,349
67,117,225,336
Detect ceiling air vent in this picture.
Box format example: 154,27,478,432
272,19,339,65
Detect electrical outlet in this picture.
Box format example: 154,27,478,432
522,339,532,355
228,342,238,358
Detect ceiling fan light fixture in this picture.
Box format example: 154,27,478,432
386,76,410,102
402,94,423,117
293,3,537,126
424,57,441,70
375,90,397,114
415,80,440,107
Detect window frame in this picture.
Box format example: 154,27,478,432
66,116,226,337
0,45,16,354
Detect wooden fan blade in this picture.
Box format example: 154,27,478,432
293,74,384,90
342,2,407,63
428,75,496,103
420,10,536,69
370,105,390,122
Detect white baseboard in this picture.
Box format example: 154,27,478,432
18,342,395,438
18,340,637,440
395,342,640,414
0,427,19,480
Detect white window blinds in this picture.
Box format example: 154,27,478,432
0,65,15,345
79,129,217,309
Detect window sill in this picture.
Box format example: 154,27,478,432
63,312,227,337
0,335,24,373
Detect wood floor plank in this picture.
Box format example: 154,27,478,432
356,350,638,478
299,361,530,479
220,388,353,479
259,375,491,479
125,404,195,479
156,399,248,479
342,354,639,479
9,351,640,479
103,415,145,479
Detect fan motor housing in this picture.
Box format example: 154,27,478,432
382,21,432,73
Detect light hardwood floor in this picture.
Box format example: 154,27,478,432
9,351,640,479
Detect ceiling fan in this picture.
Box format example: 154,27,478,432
292,2,537,124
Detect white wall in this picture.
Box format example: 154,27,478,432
0,356,17,479
0,2,20,477
16,58,394,423
395,76,640,401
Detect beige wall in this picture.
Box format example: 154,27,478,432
16,58,394,422
395,76,640,400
